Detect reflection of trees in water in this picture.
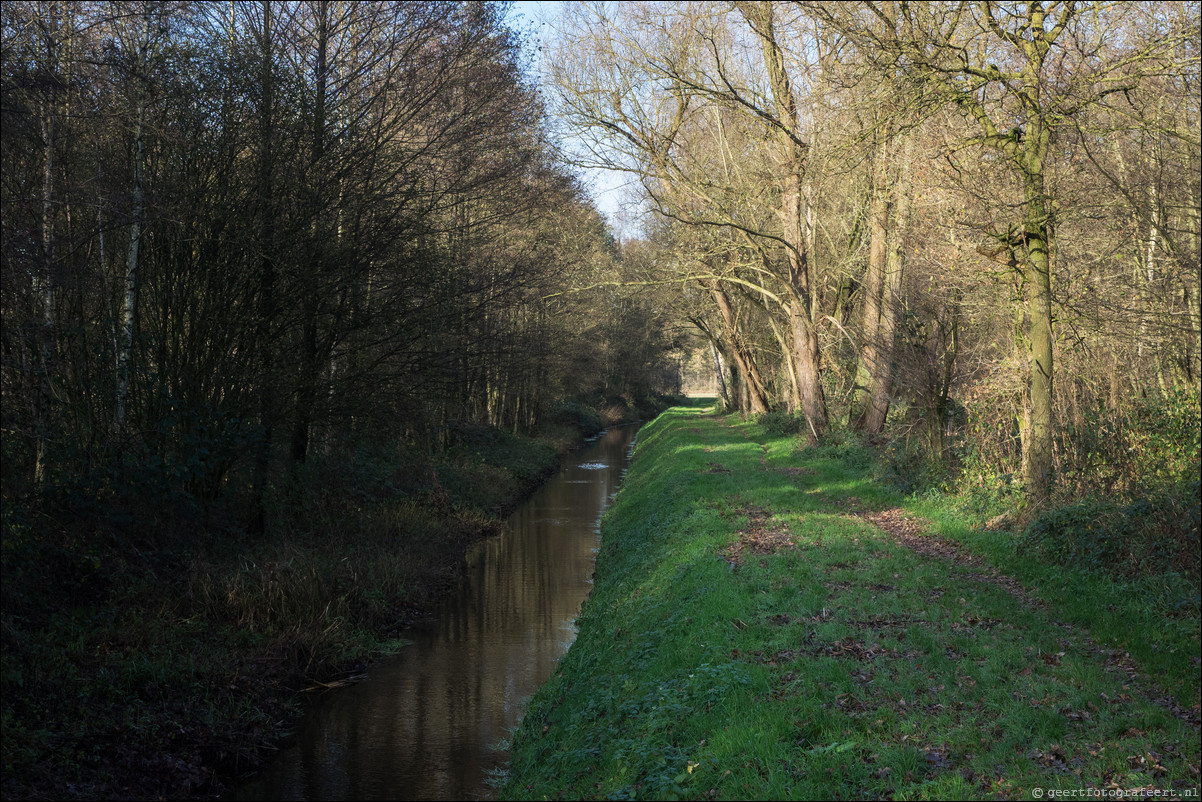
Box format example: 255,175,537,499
237,426,639,802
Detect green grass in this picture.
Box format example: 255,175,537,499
501,403,1201,800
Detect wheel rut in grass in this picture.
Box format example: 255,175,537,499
851,505,1039,608
849,503,1200,727
710,412,1198,727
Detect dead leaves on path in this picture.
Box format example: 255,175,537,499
711,455,1199,733
854,507,1199,725
853,506,1039,608
723,505,795,566
763,503,1199,733
736,637,904,666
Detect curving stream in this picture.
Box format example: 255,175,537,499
233,424,640,801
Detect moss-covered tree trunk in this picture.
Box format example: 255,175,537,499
1020,118,1054,503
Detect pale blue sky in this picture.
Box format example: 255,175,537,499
505,1,640,237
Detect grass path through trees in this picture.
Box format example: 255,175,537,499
502,402,1200,800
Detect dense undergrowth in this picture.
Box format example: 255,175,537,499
501,402,1200,800
0,393,673,801
753,388,1201,585
867,387,1201,584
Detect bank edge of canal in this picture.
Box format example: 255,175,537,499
0,402,670,802
233,422,644,801
500,404,1201,800
193,411,660,799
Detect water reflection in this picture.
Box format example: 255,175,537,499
234,425,639,801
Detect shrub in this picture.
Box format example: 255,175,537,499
1126,386,1201,489
1056,385,1201,496
874,437,950,496
1018,496,1126,573
808,426,874,469
1018,478,1201,579
755,410,805,436
284,440,431,512
548,401,603,436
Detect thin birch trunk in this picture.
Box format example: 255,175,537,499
116,7,152,433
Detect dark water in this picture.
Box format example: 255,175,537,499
233,424,639,801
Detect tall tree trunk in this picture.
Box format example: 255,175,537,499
116,6,152,434
250,0,277,534
852,2,909,435
745,0,827,439
862,138,912,433
1021,124,1055,503
32,2,65,484
850,130,890,430
34,104,55,483
291,0,330,463
789,294,826,443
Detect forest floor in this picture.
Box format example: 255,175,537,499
501,403,1201,800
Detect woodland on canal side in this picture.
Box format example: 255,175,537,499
548,0,1199,580
2,2,680,798
1,1,1199,800
547,1,1199,506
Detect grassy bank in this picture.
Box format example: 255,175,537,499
0,397,671,801
500,402,1200,800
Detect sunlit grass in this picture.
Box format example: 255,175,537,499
501,406,1201,800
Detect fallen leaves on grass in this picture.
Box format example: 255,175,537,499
723,505,796,565
745,637,904,665
812,638,900,661
854,507,1040,607
845,613,922,630
1027,743,1079,772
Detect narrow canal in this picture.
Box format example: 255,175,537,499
234,424,640,801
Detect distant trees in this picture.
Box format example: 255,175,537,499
546,1,831,437
1,1,680,527
544,0,1200,504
